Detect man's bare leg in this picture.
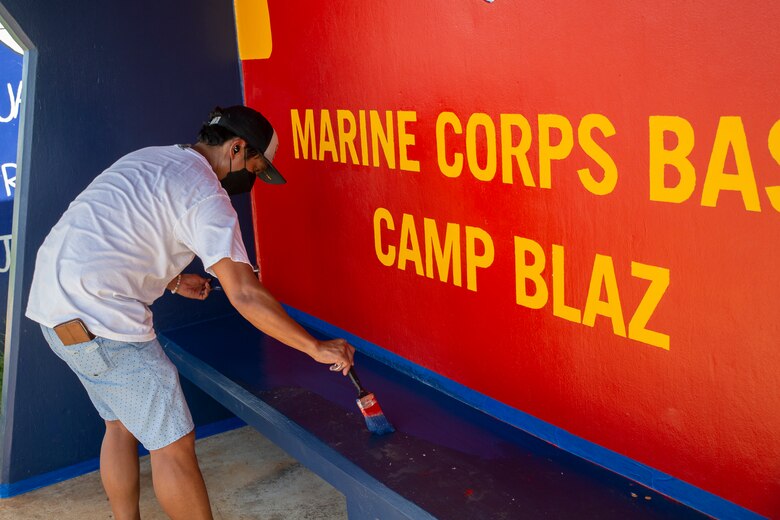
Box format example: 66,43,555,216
101,420,141,520
150,430,212,520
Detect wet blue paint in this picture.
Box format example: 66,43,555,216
284,305,762,520
163,312,712,519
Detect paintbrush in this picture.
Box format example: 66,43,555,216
343,367,395,435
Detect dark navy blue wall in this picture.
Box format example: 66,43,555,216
0,0,249,484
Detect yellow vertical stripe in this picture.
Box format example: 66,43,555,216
234,0,273,60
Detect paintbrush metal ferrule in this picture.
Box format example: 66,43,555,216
356,393,377,411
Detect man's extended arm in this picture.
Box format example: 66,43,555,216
210,257,355,375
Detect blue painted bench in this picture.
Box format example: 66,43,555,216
160,311,707,519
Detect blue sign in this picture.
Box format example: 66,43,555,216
0,29,22,325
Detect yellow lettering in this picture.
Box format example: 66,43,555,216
336,110,358,165
628,262,670,350
701,116,761,211
423,219,462,287
767,119,780,212
398,213,423,275
397,111,420,173
369,110,396,169
318,109,338,162
358,110,369,166
552,244,582,323
538,114,574,189
500,114,534,186
514,236,548,309
649,116,696,203
577,114,618,196
436,112,463,178
466,113,497,181
373,208,395,267
291,109,317,160
582,254,626,337
465,226,494,292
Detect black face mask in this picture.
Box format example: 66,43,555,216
220,151,257,195
220,168,256,195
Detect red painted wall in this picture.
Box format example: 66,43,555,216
241,1,779,516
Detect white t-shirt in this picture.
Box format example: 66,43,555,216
26,145,251,342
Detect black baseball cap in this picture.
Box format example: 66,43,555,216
208,105,286,184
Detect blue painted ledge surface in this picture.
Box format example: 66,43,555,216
0,416,245,499
283,305,764,520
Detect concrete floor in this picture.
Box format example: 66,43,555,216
0,426,348,519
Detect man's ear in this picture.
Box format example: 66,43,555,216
229,138,246,158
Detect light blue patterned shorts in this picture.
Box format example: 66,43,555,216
40,324,194,451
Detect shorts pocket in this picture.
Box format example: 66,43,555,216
59,338,115,378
